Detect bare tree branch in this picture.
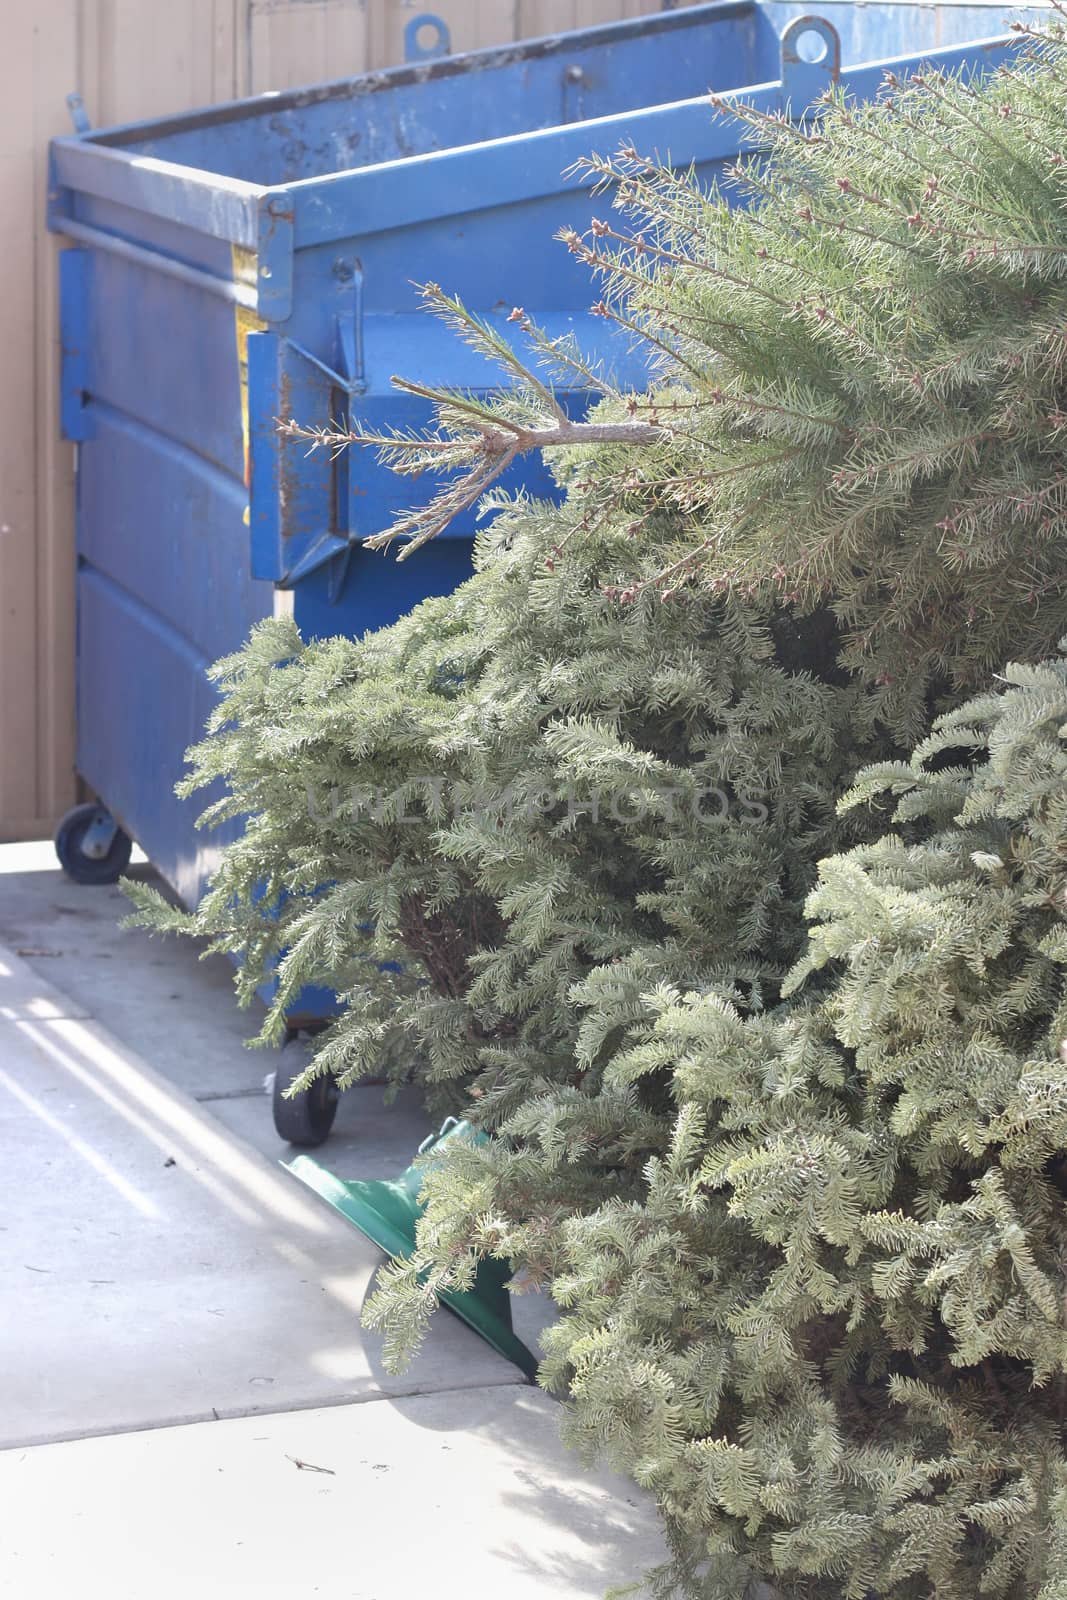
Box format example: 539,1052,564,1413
279,412,667,558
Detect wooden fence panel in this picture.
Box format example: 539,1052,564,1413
31,2,82,834
518,0,659,36
247,0,371,95
87,0,239,125
0,6,45,838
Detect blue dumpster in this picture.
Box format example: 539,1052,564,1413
49,1,1035,913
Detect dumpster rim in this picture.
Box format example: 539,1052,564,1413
62,0,759,154
50,136,263,249
51,27,1022,261
285,28,1021,246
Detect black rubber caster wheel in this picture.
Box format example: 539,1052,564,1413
272,1047,339,1147
54,803,134,886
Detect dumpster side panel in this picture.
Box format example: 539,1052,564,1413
66,216,274,904
72,243,246,478
77,567,242,907
78,411,258,666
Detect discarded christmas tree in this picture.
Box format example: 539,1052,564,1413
128,28,1067,1598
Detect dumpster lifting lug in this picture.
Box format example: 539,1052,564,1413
404,13,451,63
780,16,841,114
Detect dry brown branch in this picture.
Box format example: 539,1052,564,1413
278,413,668,558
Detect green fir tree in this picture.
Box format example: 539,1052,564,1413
127,28,1067,1598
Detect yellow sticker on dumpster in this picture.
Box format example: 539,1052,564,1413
232,247,266,508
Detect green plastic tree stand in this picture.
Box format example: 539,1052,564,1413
285,1118,538,1379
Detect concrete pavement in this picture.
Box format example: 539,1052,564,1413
1,1389,655,1600
0,843,666,1595
0,945,515,1447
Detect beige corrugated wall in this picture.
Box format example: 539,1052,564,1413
0,0,663,842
